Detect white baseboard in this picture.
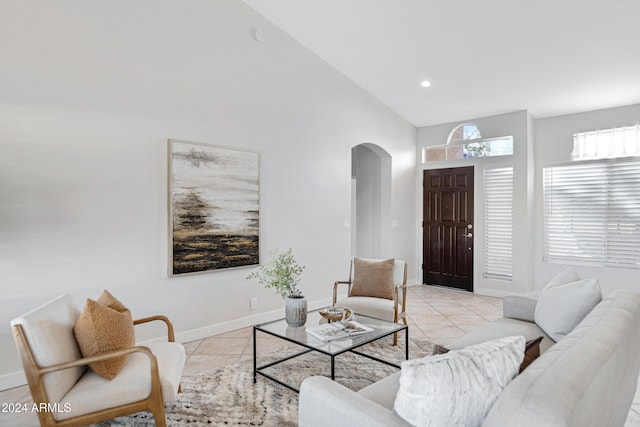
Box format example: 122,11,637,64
0,297,335,392
407,279,421,287
172,297,332,344
0,370,26,392
473,288,512,298
413,283,512,299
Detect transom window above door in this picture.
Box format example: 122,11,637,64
422,123,513,163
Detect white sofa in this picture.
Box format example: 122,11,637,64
299,289,640,427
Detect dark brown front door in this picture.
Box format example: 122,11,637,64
423,167,474,291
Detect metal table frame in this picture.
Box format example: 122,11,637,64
253,313,409,393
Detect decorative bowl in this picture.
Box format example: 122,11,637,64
319,307,352,322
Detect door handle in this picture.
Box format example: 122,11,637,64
465,224,473,238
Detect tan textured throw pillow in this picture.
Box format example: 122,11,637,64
98,289,130,313
73,290,135,380
350,258,395,300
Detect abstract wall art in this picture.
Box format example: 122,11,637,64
168,139,259,275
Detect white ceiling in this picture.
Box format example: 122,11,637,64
243,0,640,127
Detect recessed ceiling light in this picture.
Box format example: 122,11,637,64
420,80,432,88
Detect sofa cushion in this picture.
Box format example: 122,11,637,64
335,296,395,322
432,336,543,373
447,317,554,353
73,290,135,380
394,336,525,427
56,341,186,421
358,371,402,410
535,275,601,342
350,258,395,300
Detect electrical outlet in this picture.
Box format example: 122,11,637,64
250,296,258,310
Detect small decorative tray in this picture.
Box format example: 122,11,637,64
319,307,352,322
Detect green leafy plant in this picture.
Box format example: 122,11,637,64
247,248,305,298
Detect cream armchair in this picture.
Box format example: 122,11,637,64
333,258,408,345
11,294,185,427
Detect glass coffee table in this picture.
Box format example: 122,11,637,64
253,309,408,392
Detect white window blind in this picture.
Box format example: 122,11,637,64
543,159,640,268
483,166,513,280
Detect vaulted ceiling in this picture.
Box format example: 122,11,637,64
243,0,640,127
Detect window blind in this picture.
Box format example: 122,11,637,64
483,166,513,280
543,159,640,268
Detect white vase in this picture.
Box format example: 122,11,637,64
285,295,307,327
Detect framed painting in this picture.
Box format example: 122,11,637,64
168,139,259,275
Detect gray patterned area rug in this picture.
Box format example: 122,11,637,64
98,336,433,426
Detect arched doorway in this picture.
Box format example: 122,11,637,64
351,143,392,258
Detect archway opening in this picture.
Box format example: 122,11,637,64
351,143,392,258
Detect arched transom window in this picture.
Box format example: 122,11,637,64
448,124,482,144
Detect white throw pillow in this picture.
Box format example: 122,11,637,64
534,275,601,342
545,267,581,287
394,336,525,427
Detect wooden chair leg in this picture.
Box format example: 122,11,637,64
149,403,167,427
392,314,407,347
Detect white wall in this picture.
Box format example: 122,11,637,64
0,0,417,390
533,104,640,294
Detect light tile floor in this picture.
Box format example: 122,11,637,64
1,285,638,426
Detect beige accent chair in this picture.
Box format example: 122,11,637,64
333,258,408,345
11,294,186,427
